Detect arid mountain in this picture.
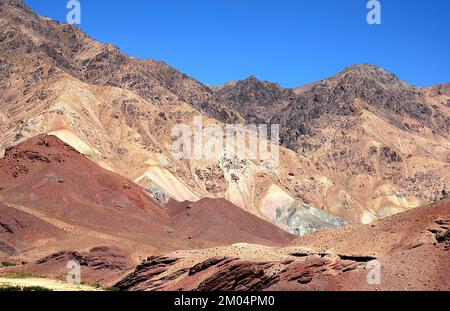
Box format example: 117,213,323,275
0,0,241,124
91,200,450,290
215,65,450,223
0,0,449,231
0,0,449,292
213,76,295,123
0,135,294,263
0,0,349,234
216,64,449,140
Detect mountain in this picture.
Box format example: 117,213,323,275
0,0,241,124
112,199,449,290
213,76,295,123
214,65,450,223
0,135,294,262
281,64,448,144
0,0,449,230
216,64,449,140
0,0,449,292
0,0,347,235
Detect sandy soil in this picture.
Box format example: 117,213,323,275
0,277,101,291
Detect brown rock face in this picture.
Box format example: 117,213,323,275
0,0,449,292
112,199,450,291
0,135,294,262
1,0,448,231
13,246,134,286
114,256,183,291
0,201,65,256
195,260,277,291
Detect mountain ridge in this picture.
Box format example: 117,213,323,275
0,134,295,260
0,0,449,292
0,0,449,232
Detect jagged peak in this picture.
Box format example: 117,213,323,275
245,75,259,82
343,63,387,72
235,75,286,90
333,63,404,86
0,0,31,12
215,75,290,99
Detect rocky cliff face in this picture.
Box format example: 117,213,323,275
0,0,242,124
216,64,449,148
214,65,450,223
111,200,450,291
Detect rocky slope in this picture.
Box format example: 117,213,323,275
0,0,449,231
112,199,450,291
214,65,450,223
4,199,449,290
0,135,294,263
0,0,348,234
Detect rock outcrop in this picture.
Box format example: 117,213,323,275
113,199,450,291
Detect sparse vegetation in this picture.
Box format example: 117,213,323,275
0,272,34,279
81,281,101,289
0,285,52,291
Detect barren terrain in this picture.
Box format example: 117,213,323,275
0,0,449,291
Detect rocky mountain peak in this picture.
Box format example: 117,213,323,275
331,64,405,88
213,75,294,123
296,63,430,123
0,0,31,13
341,63,394,76
245,75,259,81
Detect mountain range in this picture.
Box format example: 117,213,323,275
0,0,449,291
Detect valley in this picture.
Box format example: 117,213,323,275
0,0,449,291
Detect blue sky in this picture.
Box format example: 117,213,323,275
25,0,450,88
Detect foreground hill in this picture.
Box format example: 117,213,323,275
0,135,294,263
114,199,450,291
2,198,449,290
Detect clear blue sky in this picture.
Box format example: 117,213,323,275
25,0,450,88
